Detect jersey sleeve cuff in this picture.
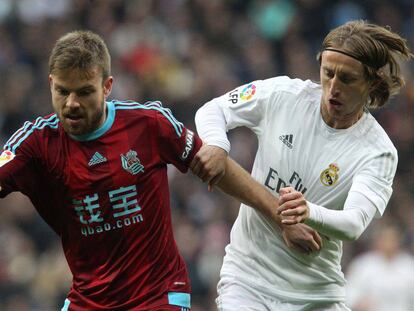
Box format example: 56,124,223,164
203,139,230,154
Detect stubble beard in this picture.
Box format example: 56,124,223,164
61,105,105,136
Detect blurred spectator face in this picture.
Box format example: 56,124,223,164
374,226,402,259
49,67,113,136
320,50,371,128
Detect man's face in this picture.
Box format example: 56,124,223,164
49,67,113,136
320,50,373,129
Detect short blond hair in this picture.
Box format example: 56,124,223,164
49,30,111,81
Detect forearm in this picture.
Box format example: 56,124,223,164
216,157,282,228
305,192,377,241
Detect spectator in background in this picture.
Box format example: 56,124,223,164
346,222,414,311
194,20,412,310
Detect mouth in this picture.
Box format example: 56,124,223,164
329,99,343,106
63,113,84,127
328,99,345,111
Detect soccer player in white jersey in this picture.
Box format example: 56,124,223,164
191,20,412,310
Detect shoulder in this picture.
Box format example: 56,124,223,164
251,76,321,110
112,100,184,137
112,100,175,118
361,113,397,158
3,114,60,153
251,76,321,114
260,76,320,96
112,100,159,116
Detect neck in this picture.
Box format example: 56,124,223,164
321,106,364,129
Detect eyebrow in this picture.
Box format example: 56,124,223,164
54,84,96,92
321,66,360,78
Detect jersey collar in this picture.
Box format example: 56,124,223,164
69,100,115,141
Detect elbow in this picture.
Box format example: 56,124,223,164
194,107,203,129
342,224,365,241
343,234,359,242
194,103,211,130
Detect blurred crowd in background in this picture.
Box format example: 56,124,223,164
0,0,413,310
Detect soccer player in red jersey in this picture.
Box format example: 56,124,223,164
0,31,322,310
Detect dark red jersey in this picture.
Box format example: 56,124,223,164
0,100,202,310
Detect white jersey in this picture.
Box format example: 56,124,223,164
195,76,397,302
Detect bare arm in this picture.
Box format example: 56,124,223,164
190,145,322,253
217,157,282,224
205,157,323,253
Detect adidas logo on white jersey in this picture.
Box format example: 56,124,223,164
88,152,107,166
279,134,293,149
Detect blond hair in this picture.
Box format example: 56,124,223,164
317,20,412,108
49,30,111,81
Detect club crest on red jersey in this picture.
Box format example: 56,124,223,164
121,150,144,175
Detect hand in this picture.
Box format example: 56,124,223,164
281,223,323,254
277,187,309,225
190,144,227,191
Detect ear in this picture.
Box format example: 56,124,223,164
48,74,53,89
103,76,113,98
316,51,322,66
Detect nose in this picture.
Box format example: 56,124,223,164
66,93,80,109
329,77,340,97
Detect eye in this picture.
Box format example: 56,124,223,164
324,69,334,79
78,89,93,97
339,75,356,84
57,88,69,96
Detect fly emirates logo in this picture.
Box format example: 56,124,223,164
264,167,307,194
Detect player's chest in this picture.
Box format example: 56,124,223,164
47,134,160,194
259,121,363,201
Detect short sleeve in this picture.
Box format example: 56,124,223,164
217,76,292,135
155,108,202,173
0,133,39,197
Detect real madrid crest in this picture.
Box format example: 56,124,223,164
320,163,339,186
121,150,144,175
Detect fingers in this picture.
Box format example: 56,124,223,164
283,235,309,254
278,191,302,205
291,242,311,254
190,156,209,181
278,197,306,213
190,154,202,176
287,234,320,253
281,215,302,225
307,237,320,252
277,190,309,225
191,145,227,187
313,231,323,248
280,205,307,217
279,186,294,196
282,224,323,254
279,205,307,225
